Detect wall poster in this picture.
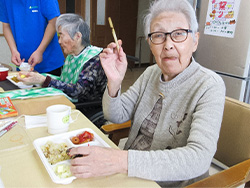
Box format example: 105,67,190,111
204,0,241,38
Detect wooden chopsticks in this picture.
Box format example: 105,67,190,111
108,17,119,51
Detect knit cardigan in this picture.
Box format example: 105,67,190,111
102,58,226,187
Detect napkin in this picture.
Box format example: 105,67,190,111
24,114,77,129
25,115,47,129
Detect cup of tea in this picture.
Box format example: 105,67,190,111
46,104,72,134
0,67,9,81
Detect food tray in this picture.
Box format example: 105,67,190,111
33,128,111,184
7,75,33,89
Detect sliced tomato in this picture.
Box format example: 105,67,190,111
72,131,94,144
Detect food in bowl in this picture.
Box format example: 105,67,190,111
11,76,20,83
19,62,33,71
41,141,70,165
0,67,9,81
70,131,94,145
53,164,73,179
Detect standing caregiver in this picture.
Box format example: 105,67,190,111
0,0,64,75
68,0,226,187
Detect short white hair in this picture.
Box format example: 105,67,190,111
143,0,198,39
56,13,90,46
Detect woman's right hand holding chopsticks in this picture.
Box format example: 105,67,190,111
100,40,128,97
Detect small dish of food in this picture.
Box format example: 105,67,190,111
7,75,33,89
33,128,110,184
19,62,33,72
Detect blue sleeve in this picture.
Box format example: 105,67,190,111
0,0,8,23
41,0,60,21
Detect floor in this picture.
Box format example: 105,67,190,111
118,66,245,187
121,66,146,93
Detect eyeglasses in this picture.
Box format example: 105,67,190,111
148,29,193,44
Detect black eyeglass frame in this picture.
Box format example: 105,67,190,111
148,29,193,44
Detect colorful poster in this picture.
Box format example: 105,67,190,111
204,0,241,38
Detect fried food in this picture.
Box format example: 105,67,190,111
11,76,20,83
41,141,70,165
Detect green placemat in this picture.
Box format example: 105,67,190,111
1,87,75,101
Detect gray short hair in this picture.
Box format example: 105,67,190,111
144,0,198,40
56,13,90,46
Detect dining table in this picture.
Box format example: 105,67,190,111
0,71,76,115
0,71,160,187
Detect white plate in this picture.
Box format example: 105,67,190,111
7,75,33,89
33,128,111,184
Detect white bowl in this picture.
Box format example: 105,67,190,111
0,67,9,72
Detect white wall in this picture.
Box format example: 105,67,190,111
0,23,12,68
195,0,250,102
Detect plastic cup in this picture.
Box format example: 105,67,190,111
47,105,71,134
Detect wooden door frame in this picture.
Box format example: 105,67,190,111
58,0,86,18
58,0,66,13
90,0,116,47
75,0,86,19
90,0,95,43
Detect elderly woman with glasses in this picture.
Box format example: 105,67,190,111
17,13,107,102
68,0,225,187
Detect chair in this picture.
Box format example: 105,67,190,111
126,55,139,71
187,96,250,187
101,120,131,145
101,97,250,187
74,99,106,128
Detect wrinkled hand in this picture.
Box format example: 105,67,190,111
69,146,128,178
17,71,46,85
28,50,43,67
11,50,24,66
100,40,127,97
